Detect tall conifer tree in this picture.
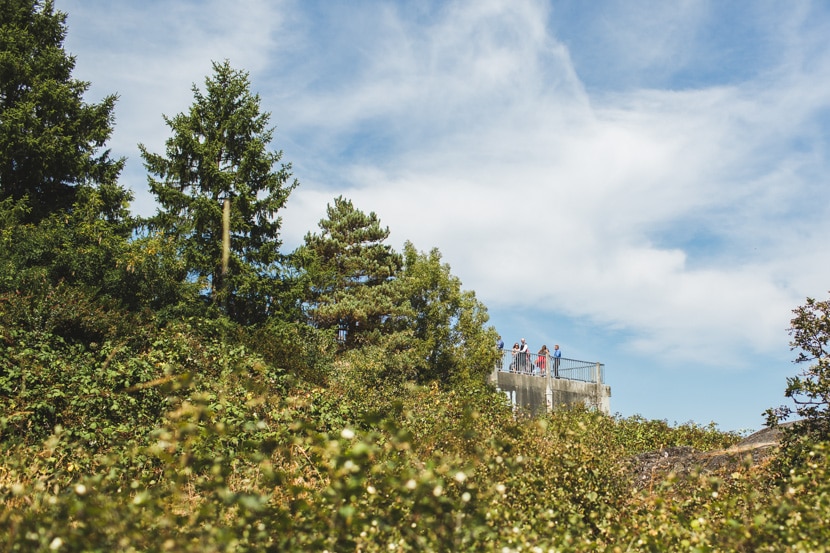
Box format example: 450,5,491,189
140,60,297,323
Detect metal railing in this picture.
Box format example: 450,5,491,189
498,350,605,384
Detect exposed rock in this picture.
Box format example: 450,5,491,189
628,426,787,488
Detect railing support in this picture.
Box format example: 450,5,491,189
545,362,553,412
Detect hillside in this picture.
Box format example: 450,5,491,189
3,2,830,549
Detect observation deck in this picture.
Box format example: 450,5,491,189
490,350,611,415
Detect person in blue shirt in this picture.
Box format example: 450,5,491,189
552,344,562,378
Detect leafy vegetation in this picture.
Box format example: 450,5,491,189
767,294,830,437
2,2,830,551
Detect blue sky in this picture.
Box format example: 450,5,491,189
58,0,830,433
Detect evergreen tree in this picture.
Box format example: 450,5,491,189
296,196,402,348
139,60,297,323
335,241,497,385
0,0,135,316
0,0,124,222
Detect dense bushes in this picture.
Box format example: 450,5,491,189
3,274,824,551
6,370,826,552
8,326,823,553
6,209,828,552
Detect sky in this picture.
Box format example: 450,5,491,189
56,0,830,433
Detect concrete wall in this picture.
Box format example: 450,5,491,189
489,370,611,416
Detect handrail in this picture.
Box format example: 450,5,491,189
498,350,605,384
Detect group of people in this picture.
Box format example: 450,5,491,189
496,336,562,378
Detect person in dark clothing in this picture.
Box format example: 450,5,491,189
552,344,562,378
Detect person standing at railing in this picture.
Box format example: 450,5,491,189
552,344,562,378
518,338,530,373
496,335,504,370
510,342,520,372
537,345,549,377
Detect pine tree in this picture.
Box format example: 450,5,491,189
296,196,402,348
140,60,297,323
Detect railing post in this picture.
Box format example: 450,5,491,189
545,355,552,413
594,362,602,410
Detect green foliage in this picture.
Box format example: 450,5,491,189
396,241,499,384
610,414,740,455
0,0,125,223
140,60,297,324
244,318,336,386
767,293,830,443
295,196,402,349
293,201,497,386
117,229,202,313
0,183,198,318
0,185,132,294
611,440,830,553
4,338,830,552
